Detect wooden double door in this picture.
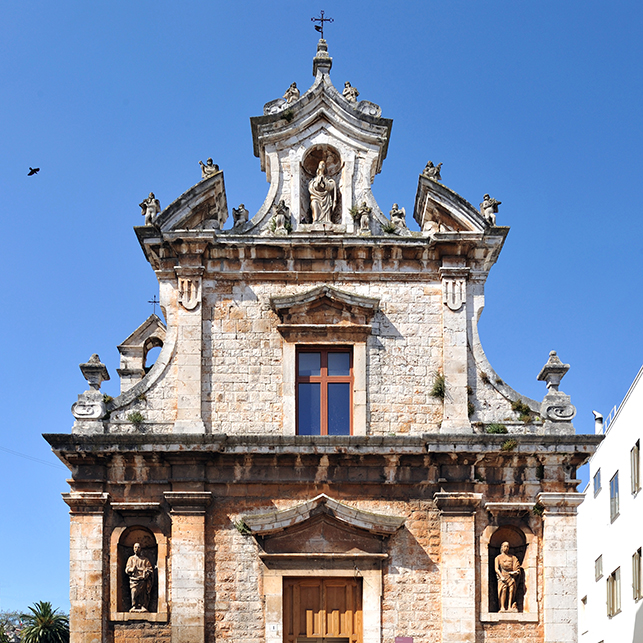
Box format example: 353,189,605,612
283,577,362,643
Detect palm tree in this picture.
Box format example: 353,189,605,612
20,602,68,643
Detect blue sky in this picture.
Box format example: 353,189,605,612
1,1,642,611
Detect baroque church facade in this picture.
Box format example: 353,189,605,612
46,40,600,643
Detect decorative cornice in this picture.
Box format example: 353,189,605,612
164,491,212,515
62,491,110,514
536,492,584,515
433,491,482,515
110,502,161,516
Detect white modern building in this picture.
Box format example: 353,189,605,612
578,367,643,642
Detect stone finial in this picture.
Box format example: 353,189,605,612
537,350,569,391
537,351,576,433
80,354,110,390
342,81,360,103
312,39,332,77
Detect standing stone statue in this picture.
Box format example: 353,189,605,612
272,200,290,235
283,82,300,104
390,203,407,231
358,201,372,234
422,161,443,181
480,194,501,225
232,204,249,227
343,81,360,103
495,542,521,612
125,543,154,612
199,158,219,179
139,193,161,226
308,161,337,223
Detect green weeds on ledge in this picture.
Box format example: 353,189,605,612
485,423,508,434
127,411,145,428
431,373,446,399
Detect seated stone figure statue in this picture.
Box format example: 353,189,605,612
495,541,521,612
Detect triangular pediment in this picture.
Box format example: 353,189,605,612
413,174,489,233
242,494,405,538
270,286,379,326
154,172,228,233
117,314,166,350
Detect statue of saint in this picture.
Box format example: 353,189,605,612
422,161,443,181
343,81,360,103
125,542,154,612
390,203,407,230
139,193,161,226
308,161,336,223
495,541,521,612
273,200,289,234
232,204,249,227
480,193,501,225
358,201,371,232
199,158,219,179
283,82,300,104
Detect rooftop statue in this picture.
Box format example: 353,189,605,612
308,160,337,223
495,542,521,613
125,543,154,612
358,201,372,234
199,158,219,179
139,192,161,226
343,81,360,103
390,203,407,231
283,82,300,104
480,193,501,225
422,161,443,181
232,204,249,227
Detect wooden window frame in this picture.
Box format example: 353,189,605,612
633,548,642,601
607,567,621,617
610,472,620,522
296,347,354,436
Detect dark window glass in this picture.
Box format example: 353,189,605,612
298,383,320,435
298,352,321,376
328,351,351,376
327,383,351,435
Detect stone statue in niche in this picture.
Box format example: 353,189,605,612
390,203,407,231
139,193,161,226
357,201,372,234
308,161,337,223
423,161,443,181
343,81,360,103
125,543,154,612
232,204,249,227
495,542,522,612
283,82,300,104
199,158,219,179
480,193,501,225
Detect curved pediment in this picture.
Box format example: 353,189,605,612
413,174,489,234
154,172,229,233
243,494,405,538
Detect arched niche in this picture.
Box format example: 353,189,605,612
110,524,168,622
480,516,538,622
300,144,343,224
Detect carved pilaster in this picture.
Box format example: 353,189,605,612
164,492,212,643
537,492,583,643
174,266,205,434
434,492,481,643
439,259,471,433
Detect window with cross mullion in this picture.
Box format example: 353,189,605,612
297,347,353,436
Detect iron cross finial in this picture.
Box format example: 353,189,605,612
148,295,160,315
311,10,334,40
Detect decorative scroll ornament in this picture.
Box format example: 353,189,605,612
71,354,109,422
543,401,576,422
537,351,577,427
178,275,202,311
440,266,470,312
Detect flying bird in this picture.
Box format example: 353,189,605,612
27,167,40,176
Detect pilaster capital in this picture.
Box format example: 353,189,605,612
434,491,482,515
164,491,212,515
62,491,110,514
536,492,584,515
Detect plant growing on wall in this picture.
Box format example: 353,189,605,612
127,411,145,428
430,372,446,399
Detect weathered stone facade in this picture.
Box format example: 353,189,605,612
47,39,600,643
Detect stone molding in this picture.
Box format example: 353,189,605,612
110,502,162,516
243,493,405,536
536,492,584,515
164,491,212,515
484,502,534,516
433,491,482,515
62,491,109,514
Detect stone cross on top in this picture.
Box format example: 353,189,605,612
311,10,333,39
